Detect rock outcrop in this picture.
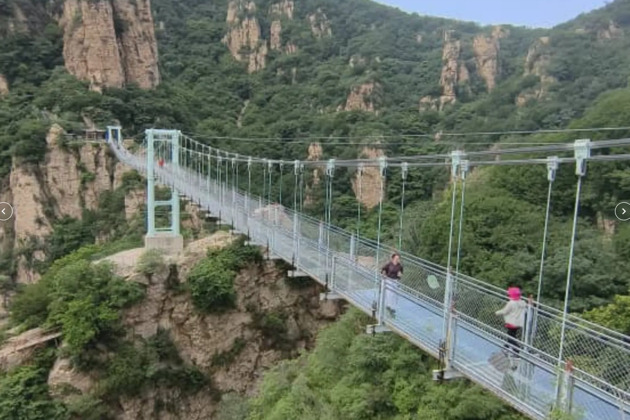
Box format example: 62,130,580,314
472,26,508,93
517,36,556,106
112,0,160,89
420,29,470,111
308,8,332,38
342,82,379,113
124,189,144,220
103,234,341,417
48,357,95,400
598,20,624,40
269,0,297,54
118,388,217,420
1,125,127,283
438,30,462,108
352,147,386,210
304,143,323,206
0,75,8,96
0,328,61,371
59,0,160,92
223,0,268,73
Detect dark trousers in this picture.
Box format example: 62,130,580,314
504,327,521,355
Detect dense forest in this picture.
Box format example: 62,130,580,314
1,0,630,418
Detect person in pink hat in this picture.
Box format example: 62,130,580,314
495,286,527,356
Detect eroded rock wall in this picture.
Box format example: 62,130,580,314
223,0,268,73
0,125,126,285
40,233,342,418
59,0,159,91
472,26,508,93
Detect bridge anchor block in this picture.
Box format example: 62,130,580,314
365,324,390,334
432,368,464,381
288,270,308,278
319,292,342,301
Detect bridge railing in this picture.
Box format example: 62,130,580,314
110,143,630,419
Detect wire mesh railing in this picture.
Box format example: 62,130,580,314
109,140,630,420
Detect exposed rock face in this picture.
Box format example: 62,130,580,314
112,0,160,89
1,125,127,283
439,30,461,107
269,1,297,54
0,75,8,96
598,20,624,40
269,0,294,19
304,143,322,206
223,0,268,73
118,388,217,420
472,26,508,93
59,0,160,92
597,212,617,237
352,147,385,210
308,8,332,38
112,234,341,416
0,328,61,371
349,55,367,68
270,20,283,50
419,96,438,112
48,357,95,400
342,82,379,112
421,29,471,112
517,36,556,106
125,189,144,220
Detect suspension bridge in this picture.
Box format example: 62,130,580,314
104,126,630,420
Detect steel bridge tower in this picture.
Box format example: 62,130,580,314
144,128,183,252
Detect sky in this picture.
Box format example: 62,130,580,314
375,0,610,28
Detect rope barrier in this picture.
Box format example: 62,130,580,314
177,133,630,170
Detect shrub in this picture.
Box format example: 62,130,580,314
47,261,144,359
65,395,110,420
136,249,166,276
0,348,67,420
188,257,237,312
187,241,262,313
99,332,209,399
10,280,52,328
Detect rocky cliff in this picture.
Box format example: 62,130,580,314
58,0,160,91
517,36,556,106
352,147,385,210
269,0,297,54
342,82,380,113
420,29,469,111
308,8,332,38
10,233,341,419
472,26,508,93
0,125,127,287
0,75,8,96
223,0,269,73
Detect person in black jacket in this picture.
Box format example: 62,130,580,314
381,253,403,318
